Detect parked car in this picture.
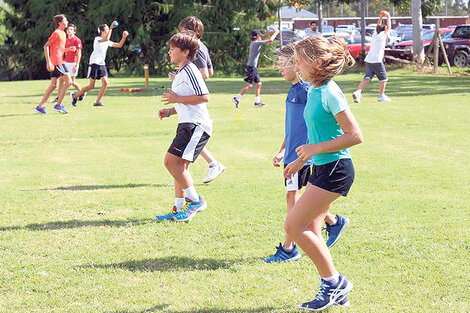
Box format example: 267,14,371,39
442,25,470,67
387,30,402,48
422,24,436,30
336,25,357,32
395,24,412,34
339,35,372,59
395,28,455,52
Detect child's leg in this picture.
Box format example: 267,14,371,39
284,190,301,249
284,183,341,277
200,147,215,164
95,76,108,103
324,213,337,225
38,78,58,107
255,82,262,97
239,82,252,96
356,78,369,91
71,77,81,91
164,153,198,201
57,75,72,104
379,81,387,94
74,79,95,98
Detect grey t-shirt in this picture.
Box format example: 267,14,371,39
194,40,213,69
247,41,265,67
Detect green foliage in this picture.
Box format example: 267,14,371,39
2,0,279,80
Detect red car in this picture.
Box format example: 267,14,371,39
340,35,371,58
395,28,454,50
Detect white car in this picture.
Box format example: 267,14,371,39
387,30,402,48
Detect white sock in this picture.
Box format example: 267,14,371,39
174,198,185,211
235,94,242,101
183,185,198,202
322,272,340,285
254,96,260,103
209,161,218,168
283,245,294,253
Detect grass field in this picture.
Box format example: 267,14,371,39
1,68,469,313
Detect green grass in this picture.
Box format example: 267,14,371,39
1,68,470,313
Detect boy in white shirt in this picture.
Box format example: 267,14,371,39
71,21,128,107
156,32,211,222
352,10,391,103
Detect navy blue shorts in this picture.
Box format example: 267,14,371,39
244,66,261,84
87,64,108,80
364,62,388,82
309,159,354,196
50,63,69,78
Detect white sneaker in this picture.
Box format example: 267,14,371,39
203,162,225,184
352,90,361,103
377,94,391,102
232,97,239,108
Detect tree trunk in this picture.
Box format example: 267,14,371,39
318,1,323,33
412,0,424,64
360,0,366,57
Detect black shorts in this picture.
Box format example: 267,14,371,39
284,164,311,191
87,64,108,80
50,63,69,78
244,66,261,84
364,62,388,82
167,123,210,163
309,158,355,196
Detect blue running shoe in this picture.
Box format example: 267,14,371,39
93,102,104,107
264,243,301,263
335,295,350,307
53,104,68,114
70,92,78,106
300,274,353,312
173,195,207,222
155,206,177,221
35,106,47,114
325,215,349,248
78,92,87,101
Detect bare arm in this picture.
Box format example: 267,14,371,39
264,29,280,44
112,31,129,48
273,138,286,167
208,67,214,77
44,41,52,69
98,21,117,42
162,90,210,105
384,11,391,35
199,67,210,80
284,109,363,178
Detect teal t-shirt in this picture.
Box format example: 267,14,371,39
304,80,352,165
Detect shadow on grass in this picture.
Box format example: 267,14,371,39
0,218,155,232
0,113,38,118
108,304,283,313
43,183,170,191
82,256,258,272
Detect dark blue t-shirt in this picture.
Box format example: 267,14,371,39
284,81,313,165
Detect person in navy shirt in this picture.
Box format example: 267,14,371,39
265,43,350,264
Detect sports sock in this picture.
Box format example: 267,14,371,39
283,245,294,253
322,272,340,285
326,216,338,226
183,185,199,202
235,94,242,101
254,96,260,103
174,197,185,211
209,161,218,168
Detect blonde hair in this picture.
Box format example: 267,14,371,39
294,35,355,87
278,42,297,69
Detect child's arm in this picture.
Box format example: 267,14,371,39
382,11,391,35
158,107,176,120
264,29,279,44
112,31,129,48
74,48,81,73
273,138,285,167
43,41,53,71
64,46,77,53
162,90,210,106
98,20,117,43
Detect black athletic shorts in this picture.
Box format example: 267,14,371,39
284,164,311,191
87,64,108,80
309,158,355,196
50,63,69,78
364,62,388,82
168,123,210,163
244,66,261,84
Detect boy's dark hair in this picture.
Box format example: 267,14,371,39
376,24,386,34
178,16,204,39
98,24,108,34
251,30,261,41
68,24,77,31
167,32,200,60
53,14,66,27
310,21,317,26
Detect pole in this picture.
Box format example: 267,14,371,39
144,64,149,89
360,0,366,58
279,0,283,47
433,19,440,73
318,1,323,33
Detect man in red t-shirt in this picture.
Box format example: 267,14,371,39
55,24,84,104
36,14,76,114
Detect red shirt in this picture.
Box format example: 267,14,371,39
47,28,66,66
64,36,83,63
